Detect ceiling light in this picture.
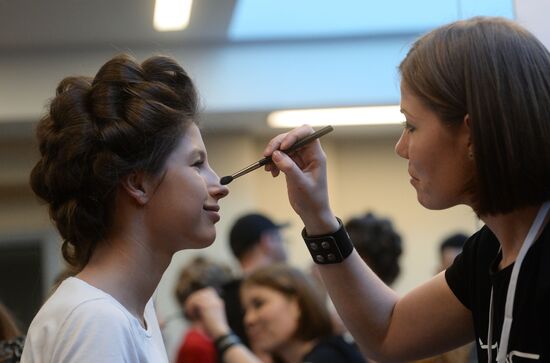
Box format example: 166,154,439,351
267,105,404,128
154,0,193,31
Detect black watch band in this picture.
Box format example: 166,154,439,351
302,217,354,264
214,332,242,356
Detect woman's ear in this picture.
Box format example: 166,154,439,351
121,171,154,205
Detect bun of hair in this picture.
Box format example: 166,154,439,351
30,54,198,269
345,212,402,285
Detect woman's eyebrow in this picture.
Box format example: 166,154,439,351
190,148,206,159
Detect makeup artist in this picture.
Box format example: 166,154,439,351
263,17,550,362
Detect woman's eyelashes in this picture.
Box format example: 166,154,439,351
192,159,204,168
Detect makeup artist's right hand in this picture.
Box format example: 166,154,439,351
264,125,339,235
185,288,230,340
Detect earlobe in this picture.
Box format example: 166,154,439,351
121,171,151,205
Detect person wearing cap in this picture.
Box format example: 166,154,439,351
222,213,288,349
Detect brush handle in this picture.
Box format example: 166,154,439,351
283,125,334,154
257,125,334,166
229,125,334,180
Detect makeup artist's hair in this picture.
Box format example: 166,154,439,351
242,264,333,344
399,17,550,216
30,54,198,270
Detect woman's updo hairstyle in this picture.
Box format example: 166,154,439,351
30,54,198,270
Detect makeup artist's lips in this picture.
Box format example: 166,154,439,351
408,173,419,186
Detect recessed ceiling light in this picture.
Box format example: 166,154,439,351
154,0,193,32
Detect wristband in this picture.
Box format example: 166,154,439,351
214,332,241,357
302,217,354,264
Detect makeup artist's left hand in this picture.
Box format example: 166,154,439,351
264,125,339,235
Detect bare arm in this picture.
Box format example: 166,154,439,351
185,288,263,363
320,255,473,361
264,125,474,361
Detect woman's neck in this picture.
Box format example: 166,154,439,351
77,233,171,328
275,339,317,363
481,203,546,270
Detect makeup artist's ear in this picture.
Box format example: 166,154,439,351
121,171,155,205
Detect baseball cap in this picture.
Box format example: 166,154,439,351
229,213,288,259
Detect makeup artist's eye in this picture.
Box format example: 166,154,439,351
402,121,416,133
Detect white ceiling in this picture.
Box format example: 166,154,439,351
0,0,411,138
1,0,548,139
0,0,236,51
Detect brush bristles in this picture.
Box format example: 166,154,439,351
220,176,233,185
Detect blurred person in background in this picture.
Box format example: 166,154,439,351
186,264,368,363
345,212,403,286
222,212,288,350
173,256,234,363
0,301,24,363
437,234,469,274
310,211,403,337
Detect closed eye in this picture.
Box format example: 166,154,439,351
192,159,204,168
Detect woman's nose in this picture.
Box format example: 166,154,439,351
208,167,229,199
212,183,229,200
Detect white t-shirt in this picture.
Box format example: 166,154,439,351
21,277,169,363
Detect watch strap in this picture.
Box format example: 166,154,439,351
301,217,354,264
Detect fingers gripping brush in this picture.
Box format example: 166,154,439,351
220,125,334,185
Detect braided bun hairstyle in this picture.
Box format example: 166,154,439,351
30,54,198,270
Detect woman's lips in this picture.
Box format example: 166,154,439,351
204,205,220,222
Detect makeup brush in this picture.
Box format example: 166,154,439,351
220,125,334,185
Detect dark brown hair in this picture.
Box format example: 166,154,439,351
0,302,20,341
399,17,550,215
30,54,198,270
345,212,402,286
242,264,333,343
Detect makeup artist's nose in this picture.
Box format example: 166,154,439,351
395,129,409,159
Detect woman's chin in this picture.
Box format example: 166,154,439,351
178,234,216,251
